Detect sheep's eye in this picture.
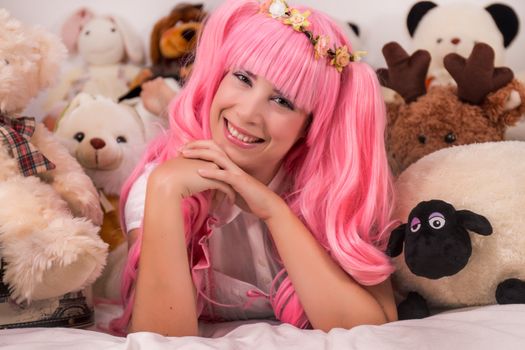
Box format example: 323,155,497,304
84,30,90,36
428,213,446,230
111,27,116,33
116,136,127,143
437,38,443,44
410,217,421,233
444,132,456,144
74,132,85,142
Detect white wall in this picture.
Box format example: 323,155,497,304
2,0,525,117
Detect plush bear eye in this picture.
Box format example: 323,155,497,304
418,135,426,144
111,27,116,33
436,38,443,44
84,30,90,36
116,136,127,143
428,212,446,230
444,132,456,144
3,59,9,65
410,217,421,233
74,132,85,142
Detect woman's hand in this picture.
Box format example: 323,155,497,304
180,140,285,220
148,155,236,204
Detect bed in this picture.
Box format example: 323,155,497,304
1,303,525,349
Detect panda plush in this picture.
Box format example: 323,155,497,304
406,1,519,87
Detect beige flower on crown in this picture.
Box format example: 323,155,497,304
268,0,287,18
314,35,330,59
284,9,311,31
331,45,351,72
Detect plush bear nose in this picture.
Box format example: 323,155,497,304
451,38,461,45
182,28,196,42
90,138,106,150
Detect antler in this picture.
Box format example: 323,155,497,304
377,42,431,103
444,43,513,105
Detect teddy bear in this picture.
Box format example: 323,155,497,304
0,9,108,307
386,141,525,319
117,3,207,141
54,93,148,299
377,41,525,175
406,1,519,88
42,7,145,130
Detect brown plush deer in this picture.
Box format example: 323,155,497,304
377,42,525,175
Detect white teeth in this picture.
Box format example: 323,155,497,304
227,121,260,143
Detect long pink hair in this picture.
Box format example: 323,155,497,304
111,0,394,334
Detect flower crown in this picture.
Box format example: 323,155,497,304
260,0,366,72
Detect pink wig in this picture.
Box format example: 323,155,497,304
111,0,394,334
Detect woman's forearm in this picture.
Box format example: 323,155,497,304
129,176,198,336
265,199,397,331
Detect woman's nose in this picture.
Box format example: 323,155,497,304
238,93,265,124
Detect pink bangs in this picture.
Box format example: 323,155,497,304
220,6,346,116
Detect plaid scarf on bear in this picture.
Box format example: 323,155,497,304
0,114,56,176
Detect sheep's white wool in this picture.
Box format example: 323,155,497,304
394,141,525,308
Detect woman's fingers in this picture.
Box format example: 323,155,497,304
203,174,236,204
181,148,235,171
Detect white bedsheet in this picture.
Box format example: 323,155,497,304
1,304,524,349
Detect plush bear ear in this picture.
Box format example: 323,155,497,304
406,1,437,37
347,22,360,37
56,92,96,128
485,4,519,48
456,210,493,236
386,223,407,257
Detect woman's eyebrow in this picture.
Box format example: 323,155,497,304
245,70,287,97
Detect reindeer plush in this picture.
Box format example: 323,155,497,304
377,42,525,175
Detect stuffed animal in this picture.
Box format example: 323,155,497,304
377,42,525,174
54,93,148,299
118,3,207,141
406,1,519,88
0,9,107,304
43,7,145,129
386,141,525,319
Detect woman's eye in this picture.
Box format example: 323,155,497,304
233,72,252,86
273,96,294,110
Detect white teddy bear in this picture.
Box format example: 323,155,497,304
0,9,108,303
55,93,148,299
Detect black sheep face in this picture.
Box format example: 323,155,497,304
387,200,492,279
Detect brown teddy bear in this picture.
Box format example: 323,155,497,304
127,3,206,91
377,42,525,175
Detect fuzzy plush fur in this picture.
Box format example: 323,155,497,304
386,80,525,175
0,9,108,302
54,93,148,299
392,141,525,308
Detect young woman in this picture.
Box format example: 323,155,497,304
112,0,397,336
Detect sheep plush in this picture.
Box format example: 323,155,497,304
406,1,519,87
43,7,145,129
377,42,525,174
0,9,107,305
54,93,148,299
387,141,525,319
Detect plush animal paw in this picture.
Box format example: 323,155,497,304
2,217,108,302
52,173,103,226
496,279,525,304
398,291,430,320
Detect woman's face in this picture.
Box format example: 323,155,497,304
209,69,310,183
